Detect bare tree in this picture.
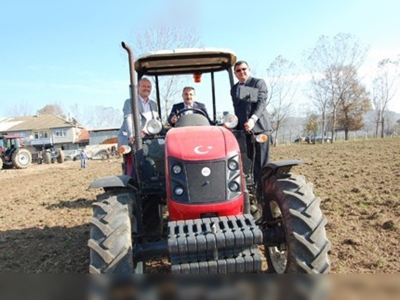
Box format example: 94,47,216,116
7,102,34,117
382,110,399,136
304,33,369,142
37,104,65,118
129,27,201,122
305,79,330,142
83,106,122,129
266,56,298,145
371,58,399,138
68,104,86,126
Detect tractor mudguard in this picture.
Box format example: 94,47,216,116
260,160,304,180
89,175,137,191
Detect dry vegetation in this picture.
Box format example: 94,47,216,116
0,137,399,273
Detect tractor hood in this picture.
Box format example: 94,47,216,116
165,126,240,161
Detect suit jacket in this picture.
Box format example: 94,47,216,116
117,97,159,147
167,101,212,126
230,76,272,133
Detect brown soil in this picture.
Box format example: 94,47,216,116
0,137,399,273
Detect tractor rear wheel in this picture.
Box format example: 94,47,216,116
57,149,64,163
88,188,143,274
44,152,51,164
12,148,32,169
262,173,331,274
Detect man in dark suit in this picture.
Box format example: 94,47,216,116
168,87,212,126
230,61,272,183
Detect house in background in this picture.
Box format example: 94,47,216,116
0,114,87,153
77,128,90,147
87,127,119,145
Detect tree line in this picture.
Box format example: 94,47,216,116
268,33,399,144
6,29,400,141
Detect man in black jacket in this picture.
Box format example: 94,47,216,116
230,61,272,182
168,87,212,126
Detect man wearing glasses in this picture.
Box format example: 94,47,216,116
230,61,272,183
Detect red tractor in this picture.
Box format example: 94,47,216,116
88,43,331,274
0,134,32,169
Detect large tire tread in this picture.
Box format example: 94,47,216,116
263,173,331,274
88,189,135,274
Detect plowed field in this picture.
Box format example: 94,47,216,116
1,137,399,273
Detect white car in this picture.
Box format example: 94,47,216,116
63,149,82,161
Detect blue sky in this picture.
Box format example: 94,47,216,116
1,0,400,122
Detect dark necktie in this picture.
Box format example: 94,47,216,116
236,83,244,98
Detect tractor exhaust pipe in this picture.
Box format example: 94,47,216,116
121,42,142,152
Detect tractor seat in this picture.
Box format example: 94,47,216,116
175,114,211,127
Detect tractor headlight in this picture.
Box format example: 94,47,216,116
172,164,182,174
256,133,268,143
174,186,184,196
222,114,238,129
119,145,131,154
146,119,163,135
228,181,240,192
228,160,238,171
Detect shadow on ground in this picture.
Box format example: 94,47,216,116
0,224,90,273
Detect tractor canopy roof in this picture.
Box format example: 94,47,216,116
134,48,237,76
0,134,22,139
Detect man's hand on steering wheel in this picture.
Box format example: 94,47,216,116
172,108,208,124
176,107,207,118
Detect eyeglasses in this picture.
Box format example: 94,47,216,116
235,68,248,73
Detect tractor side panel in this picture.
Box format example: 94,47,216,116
137,137,166,194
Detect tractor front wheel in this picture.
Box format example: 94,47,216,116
88,189,143,274
262,173,331,274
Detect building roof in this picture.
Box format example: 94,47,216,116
0,114,79,132
87,127,120,132
78,128,90,142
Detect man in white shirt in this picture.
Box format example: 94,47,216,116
117,77,160,147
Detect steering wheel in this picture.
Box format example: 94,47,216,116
176,107,207,118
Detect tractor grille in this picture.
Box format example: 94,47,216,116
168,214,263,273
186,161,226,203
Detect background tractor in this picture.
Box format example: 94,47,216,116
0,134,32,169
88,42,331,274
